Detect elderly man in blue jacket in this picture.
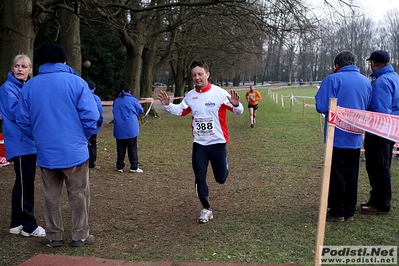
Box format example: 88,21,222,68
361,50,399,215
315,50,372,222
16,43,99,247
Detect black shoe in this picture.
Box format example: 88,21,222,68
326,213,344,222
360,201,371,208
251,124,254,128
361,205,390,215
71,235,95,247
42,237,63,247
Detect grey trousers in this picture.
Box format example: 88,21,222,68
40,160,90,241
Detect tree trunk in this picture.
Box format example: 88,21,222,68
173,61,186,102
141,46,156,98
59,7,82,76
169,48,190,103
141,44,158,117
141,6,163,99
0,0,35,83
121,30,144,98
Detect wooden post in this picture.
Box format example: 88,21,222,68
290,94,293,113
314,98,337,266
281,95,284,107
302,99,305,122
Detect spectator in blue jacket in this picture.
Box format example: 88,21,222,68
87,81,104,169
16,43,99,247
315,50,372,222
0,54,45,237
361,50,399,215
112,83,144,173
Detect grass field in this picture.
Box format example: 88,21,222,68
0,85,398,266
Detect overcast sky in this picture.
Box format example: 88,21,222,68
360,0,399,22
310,0,399,22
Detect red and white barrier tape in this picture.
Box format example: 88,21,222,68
101,96,184,106
101,96,184,117
0,157,9,166
329,106,399,143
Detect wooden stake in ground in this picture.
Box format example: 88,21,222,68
314,98,337,266
290,94,293,113
319,114,324,136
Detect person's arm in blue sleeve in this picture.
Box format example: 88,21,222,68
78,87,100,139
369,78,392,114
96,98,104,128
315,77,334,116
132,98,144,116
3,88,19,122
15,91,34,140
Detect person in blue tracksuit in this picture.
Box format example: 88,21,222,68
16,43,99,247
87,81,104,169
0,55,45,237
315,50,372,222
362,50,399,214
112,82,144,173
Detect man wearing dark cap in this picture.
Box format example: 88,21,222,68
362,50,399,214
16,43,100,247
87,81,103,169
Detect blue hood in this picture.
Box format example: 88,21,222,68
16,63,100,169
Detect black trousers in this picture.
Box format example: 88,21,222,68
116,137,138,170
328,147,360,217
10,154,39,233
192,143,229,209
88,134,97,168
364,133,393,212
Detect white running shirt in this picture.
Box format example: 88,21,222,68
164,84,244,146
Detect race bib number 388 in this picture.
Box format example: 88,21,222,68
194,117,215,137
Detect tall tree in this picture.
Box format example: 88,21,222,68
59,5,82,74
0,0,36,83
381,8,399,72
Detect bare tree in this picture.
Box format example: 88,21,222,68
380,8,399,72
0,0,87,83
0,0,36,83
59,4,82,74
0,0,370,90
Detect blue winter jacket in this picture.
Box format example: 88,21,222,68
92,90,104,134
315,65,372,149
16,63,99,169
368,64,399,115
0,72,36,161
112,92,144,139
